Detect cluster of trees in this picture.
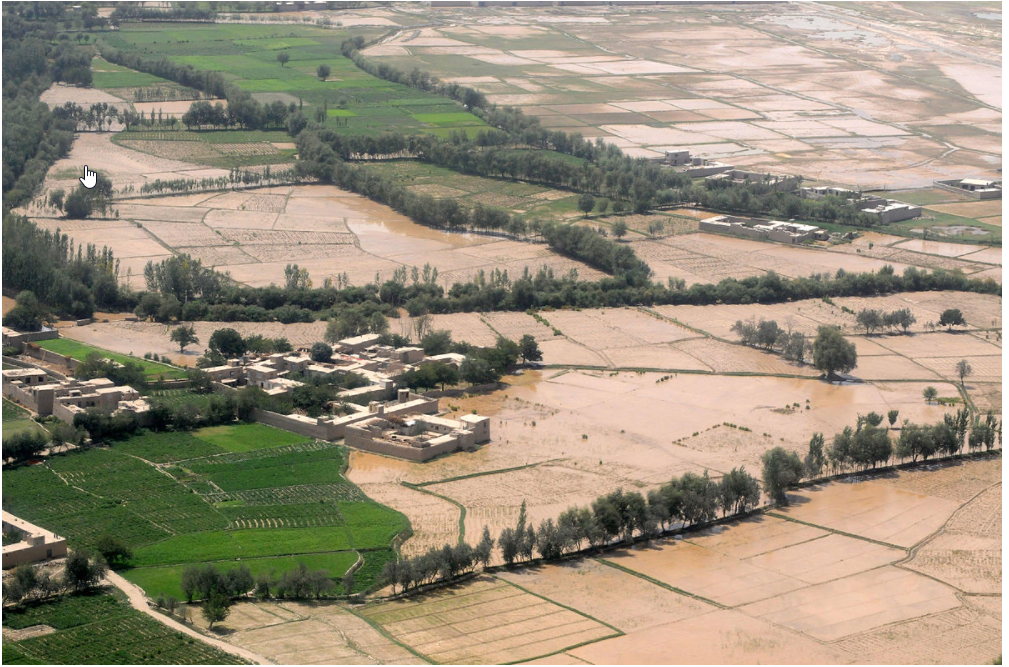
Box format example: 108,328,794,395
800,408,1002,479
382,530,494,594
730,318,810,363
196,327,293,366
2,550,108,606
51,101,120,132
178,560,351,627
730,320,857,374
2,430,50,464
134,166,298,195
855,307,917,334
99,45,305,133
180,99,299,131
3,216,125,321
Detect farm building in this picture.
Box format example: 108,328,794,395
2,511,68,570
2,369,149,425
933,178,1002,199
345,411,491,462
860,200,922,224
700,215,826,244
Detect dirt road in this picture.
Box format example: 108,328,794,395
105,571,271,665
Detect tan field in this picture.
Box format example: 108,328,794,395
363,3,1000,188
195,458,995,665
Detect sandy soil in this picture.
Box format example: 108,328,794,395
363,3,1000,188
187,598,423,664
359,575,614,664
315,459,1001,665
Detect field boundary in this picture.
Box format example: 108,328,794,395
401,481,467,544
492,575,624,665
596,558,727,609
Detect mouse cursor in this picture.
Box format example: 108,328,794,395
80,166,97,189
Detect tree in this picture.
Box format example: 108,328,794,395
594,198,609,215
6,290,48,331
804,432,826,478
498,527,518,566
169,324,198,353
518,334,542,364
856,308,883,335
812,326,857,379
317,64,331,80
202,591,232,630
208,328,246,357
938,308,965,331
955,359,972,387
611,220,627,239
922,386,938,404
475,526,494,569
420,330,452,356
577,193,596,218
94,533,132,568
761,447,804,505
887,409,899,428
62,550,107,593
277,51,290,67
63,188,93,219
460,356,499,385
309,342,333,363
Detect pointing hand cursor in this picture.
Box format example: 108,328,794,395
80,166,97,189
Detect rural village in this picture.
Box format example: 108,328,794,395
0,1,1002,665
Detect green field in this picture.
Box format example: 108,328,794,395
3,397,30,421
91,56,174,89
3,429,410,601
106,22,488,139
2,590,245,664
192,422,309,452
36,339,187,380
3,398,47,439
362,159,583,221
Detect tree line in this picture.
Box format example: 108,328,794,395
3,4,94,207
2,550,108,607
379,412,1001,596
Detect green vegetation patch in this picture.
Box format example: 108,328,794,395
192,422,309,453
132,526,354,567
35,339,185,380
3,398,30,421
91,56,173,89
115,430,225,464
326,108,357,117
184,442,345,491
2,591,245,664
412,111,486,126
123,551,358,600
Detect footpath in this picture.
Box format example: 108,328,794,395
105,571,271,665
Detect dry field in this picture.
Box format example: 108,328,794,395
366,3,1000,188
633,232,999,288
188,598,424,664
311,458,1001,665
358,576,617,664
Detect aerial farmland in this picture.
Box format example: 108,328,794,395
1,2,1001,665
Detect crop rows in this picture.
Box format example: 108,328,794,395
203,482,367,505
8,613,245,665
219,501,347,529
52,449,227,535
185,440,336,466
116,430,226,463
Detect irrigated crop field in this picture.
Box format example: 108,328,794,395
1,424,408,601
1,590,246,665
